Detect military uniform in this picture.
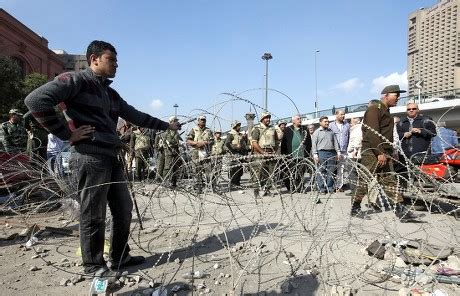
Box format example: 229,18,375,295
353,101,403,205
132,127,152,180
154,130,165,181
225,121,248,187
210,132,225,191
24,111,48,161
251,112,279,197
1,110,27,154
162,117,182,187
187,116,213,193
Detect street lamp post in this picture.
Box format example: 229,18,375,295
314,50,320,118
173,103,178,117
262,52,273,111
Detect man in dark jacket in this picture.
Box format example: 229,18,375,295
397,103,436,161
24,40,180,288
281,115,312,192
396,102,436,187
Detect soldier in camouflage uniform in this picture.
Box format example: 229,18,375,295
352,85,424,223
24,110,49,161
186,115,213,193
154,130,165,182
225,121,248,188
1,109,28,154
162,116,182,188
250,112,279,197
210,130,225,192
132,127,152,181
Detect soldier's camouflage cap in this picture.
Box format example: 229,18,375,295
198,115,206,121
260,112,271,122
231,120,241,129
277,120,287,126
169,116,178,122
9,109,23,116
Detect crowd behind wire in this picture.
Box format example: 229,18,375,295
1,100,458,210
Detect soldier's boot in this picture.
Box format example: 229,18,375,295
254,189,260,198
351,201,370,220
395,203,425,223
367,203,383,214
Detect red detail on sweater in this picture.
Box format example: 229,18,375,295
57,73,72,83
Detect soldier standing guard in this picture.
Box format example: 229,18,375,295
352,85,425,222
154,130,165,182
162,116,182,188
225,121,247,188
250,112,279,197
132,127,152,181
1,109,28,154
210,130,225,192
186,115,213,194
24,110,49,161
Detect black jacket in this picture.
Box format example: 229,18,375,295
280,125,312,157
397,115,436,157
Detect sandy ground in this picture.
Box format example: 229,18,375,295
1,173,460,296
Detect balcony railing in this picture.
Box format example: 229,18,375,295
277,88,460,123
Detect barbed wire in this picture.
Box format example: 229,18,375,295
1,95,459,295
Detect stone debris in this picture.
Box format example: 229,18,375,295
330,285,353,296
29,265,40,271
70,274,84,284
171,283,189,292
59,278,70,286
213,263,220,269
174,258,181,264
197,280,206,289
183,271,206,279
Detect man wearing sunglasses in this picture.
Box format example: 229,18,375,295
396,102,436,185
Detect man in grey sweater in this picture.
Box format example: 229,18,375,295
311,116,340,195
25,40,180,287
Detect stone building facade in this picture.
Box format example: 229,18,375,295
0,8,64,79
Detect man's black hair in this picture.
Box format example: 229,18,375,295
86,40,117,64
319,116,329,122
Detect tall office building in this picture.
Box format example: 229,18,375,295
407,0,460,97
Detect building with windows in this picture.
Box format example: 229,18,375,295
53,50,88,72
0,8,64,78
407,0,460,97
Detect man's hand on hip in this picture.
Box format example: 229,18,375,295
69,125,95,143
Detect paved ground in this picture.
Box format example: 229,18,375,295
0,173,459,295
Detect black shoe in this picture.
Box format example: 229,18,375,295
110,255,145,269
367,203,383,214
395,203,425,222
351,202,371,220
254,190,260,198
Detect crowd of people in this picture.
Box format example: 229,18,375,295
1,39,458,291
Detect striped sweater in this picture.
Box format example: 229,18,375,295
24,68,169,156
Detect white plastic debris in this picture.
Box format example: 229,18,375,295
25,236,39,249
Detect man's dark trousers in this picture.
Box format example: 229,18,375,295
70,150,133,273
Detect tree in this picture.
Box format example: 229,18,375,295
14,73,49,113
22,73,48,96
0,56,23,121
